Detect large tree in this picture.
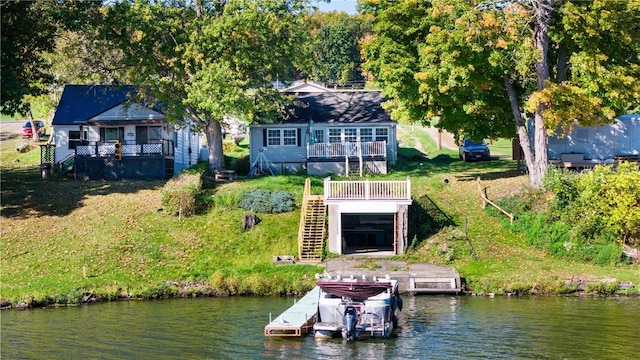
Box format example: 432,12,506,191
102,0,310,174
305,11,370,87
1,0,102,140
361,0,640,188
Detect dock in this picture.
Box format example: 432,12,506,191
324,259,461,295
264,286,320,337
265,259,461,338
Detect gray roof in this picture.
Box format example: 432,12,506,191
283,91,393,124
52,85,164,126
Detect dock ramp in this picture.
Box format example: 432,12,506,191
408,276,461,294
264,286,320,337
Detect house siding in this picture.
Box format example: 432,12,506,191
249,125,308,173
173,124,201,175
53,126,80,163
545,115,640,160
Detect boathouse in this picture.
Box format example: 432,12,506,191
298,177,412,262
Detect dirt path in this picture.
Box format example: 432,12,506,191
398,124,458,153
421,126,458,150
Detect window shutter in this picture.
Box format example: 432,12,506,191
263,129,267,147
297,128,301,147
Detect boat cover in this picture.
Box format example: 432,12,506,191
316,281,391,299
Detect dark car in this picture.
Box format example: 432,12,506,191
21,120,45,138
459,139,490,161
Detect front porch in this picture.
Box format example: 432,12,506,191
307,141,386,159
71,140,174,180
306,141,388,176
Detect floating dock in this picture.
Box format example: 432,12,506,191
264,286,320,337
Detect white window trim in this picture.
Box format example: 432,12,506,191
267,128,298,146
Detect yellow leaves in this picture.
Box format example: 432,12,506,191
525,81,616,135
131,30,144,43
495,38,508,50
480,12,498,28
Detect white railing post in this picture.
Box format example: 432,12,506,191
365,180,370,200
324,177,330,201
406,176,411,200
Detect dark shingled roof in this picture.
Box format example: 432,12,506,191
284,91,392,124
52,85,140,126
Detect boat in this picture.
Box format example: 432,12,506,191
313,275,402,342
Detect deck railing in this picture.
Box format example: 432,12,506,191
75,140,174,157
324,177,411,201
307,141,386,159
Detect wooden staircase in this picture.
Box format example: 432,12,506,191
298,178,327,263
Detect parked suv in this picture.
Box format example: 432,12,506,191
459,138,490,161
21,120,45,138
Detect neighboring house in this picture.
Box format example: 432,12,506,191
545,114,640,167
249,86,398,176
50,85,200,180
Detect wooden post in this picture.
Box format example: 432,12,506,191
476,177,513,224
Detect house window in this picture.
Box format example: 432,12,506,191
267,129,281,146
100,127,124,143
329,128,341,143
69,131,81,150
267,128,297,146
344,128,357,142
283,129,297,145
314,129,324,143
360,128,373,142
136,126,163,144
375,128,388,142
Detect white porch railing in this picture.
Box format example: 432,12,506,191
75,140,174,157
324,177,411,201
307,141,386,159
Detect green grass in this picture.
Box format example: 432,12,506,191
1,127,638,306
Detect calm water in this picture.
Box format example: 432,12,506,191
2,295,639,359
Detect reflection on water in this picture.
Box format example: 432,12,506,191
2,295,639,359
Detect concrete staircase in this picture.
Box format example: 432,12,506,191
298,179,327,263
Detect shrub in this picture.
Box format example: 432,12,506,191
238,189,296,213
161,172,203,217
502,164,640,265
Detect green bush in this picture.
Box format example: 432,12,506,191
238,189,296,213
161,172,203,217
503,164,640,265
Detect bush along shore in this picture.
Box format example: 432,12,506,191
1,132,639,310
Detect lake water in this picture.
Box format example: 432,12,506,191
2,295,639,359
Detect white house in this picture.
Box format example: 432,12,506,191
49,85,200,180
248,86,398,177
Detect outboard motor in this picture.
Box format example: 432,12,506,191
342,306,359,342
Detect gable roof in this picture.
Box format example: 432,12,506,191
52,85,164,126
282,81,335,93
282,91,392,125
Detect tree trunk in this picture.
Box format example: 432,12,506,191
530,0,554,189
505,76,536,177
27,109,40,142
205,115,225,174
506,0,554,189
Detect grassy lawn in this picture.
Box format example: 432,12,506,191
1,126,638,306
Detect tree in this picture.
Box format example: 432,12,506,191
361,0,640,188
102,0,310,174
1,0,102,140
306,11,370,87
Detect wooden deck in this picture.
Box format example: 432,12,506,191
264,286,320,337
